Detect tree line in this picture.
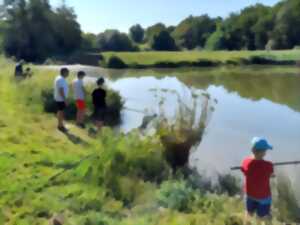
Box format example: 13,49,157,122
1,0,300,62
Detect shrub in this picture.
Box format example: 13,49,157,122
106,56,128,69
156,180,198,212
248,56,296,65
192,59,221,67
217,174,241,196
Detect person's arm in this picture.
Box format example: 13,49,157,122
270,164,275,178
59,87,67,104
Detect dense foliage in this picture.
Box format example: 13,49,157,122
129,24,144,43
151,30,177,51
2,0,82,62
96,29,138,52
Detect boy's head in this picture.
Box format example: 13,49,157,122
60,68,69,78
77,71,86,79
251,137,273,159
97,77,105,86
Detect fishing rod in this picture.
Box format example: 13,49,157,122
231,160,300,171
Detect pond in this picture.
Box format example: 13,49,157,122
107,66,300,200
44,65,300,200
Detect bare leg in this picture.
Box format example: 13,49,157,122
258,216,272,225
95,120,103,132
244,212,255,225
57,110,64,128
80,110,86,124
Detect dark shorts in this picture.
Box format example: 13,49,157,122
56,101,66,111
92,108,106,121
246,197,271,218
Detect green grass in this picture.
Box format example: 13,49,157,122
102,50,300,67
0,57,298,224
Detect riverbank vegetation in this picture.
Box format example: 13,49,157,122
0,57,299,224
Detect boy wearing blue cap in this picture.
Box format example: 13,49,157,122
241,137,274,221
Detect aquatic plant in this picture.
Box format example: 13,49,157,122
150,88,216,171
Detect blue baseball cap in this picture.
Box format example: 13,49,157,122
251,137,273,151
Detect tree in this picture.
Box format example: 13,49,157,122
52,4,82,54
151,30,177,51
3,0,33,60
129,24,144,43
205,27,226,50
272,0,300,49
172,15,217,49
96,30,137,52
3,0,82,61
81,32,97,50
222,4,274,50
145,23,166,42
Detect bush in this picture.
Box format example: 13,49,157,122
106,56,128,69
156,180,198,212
248,56,296,65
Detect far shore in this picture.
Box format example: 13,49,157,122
100,50,300,69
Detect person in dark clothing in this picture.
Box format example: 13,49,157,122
15,60,24,77
92,77,107,131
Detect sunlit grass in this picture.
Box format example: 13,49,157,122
102,50,300,66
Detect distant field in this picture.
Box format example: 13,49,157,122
102,50,300,67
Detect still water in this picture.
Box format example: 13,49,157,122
45,65,300,199
104,66,300,200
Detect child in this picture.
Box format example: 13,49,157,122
54,68,69,132
91,77,107,131
241,137,274,221
73,71,86,128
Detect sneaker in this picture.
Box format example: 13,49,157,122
58,126,68,133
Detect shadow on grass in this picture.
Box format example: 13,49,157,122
60,130,89,146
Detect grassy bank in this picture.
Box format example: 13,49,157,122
101,50,300,69
0,57,299,224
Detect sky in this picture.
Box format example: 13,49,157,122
49,0,280,34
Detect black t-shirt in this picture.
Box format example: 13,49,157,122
15,63,23,76
92,88,107,109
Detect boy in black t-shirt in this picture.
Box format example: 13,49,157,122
92,77,107,131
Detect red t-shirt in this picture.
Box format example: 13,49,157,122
241,157,274,199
